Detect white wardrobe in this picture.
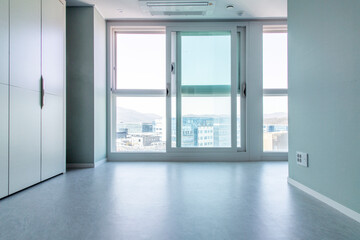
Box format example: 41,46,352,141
0,0,66,198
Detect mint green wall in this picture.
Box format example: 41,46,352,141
288,0,360,213
66,7,106,165
93,8,106,163
66,7,94,164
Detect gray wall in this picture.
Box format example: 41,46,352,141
66,7,94,164
288,0,360,213
93,8,106,163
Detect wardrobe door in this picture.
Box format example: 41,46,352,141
0,85,9,198
0,0,9,85
0,0,9,198
9,0,41,91
9,0,41,194
9,87,41,194
42,0,65,96
42,94,64,180
41,0,65,180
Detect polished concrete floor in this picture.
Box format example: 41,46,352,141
0,162,360,240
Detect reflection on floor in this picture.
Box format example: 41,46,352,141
0,162,360,240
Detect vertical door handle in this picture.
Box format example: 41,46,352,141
41,76,45,108
171,63,175,74
242,83,246,97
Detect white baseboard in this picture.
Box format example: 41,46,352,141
67,163,94,169
94,158,107,168
67,158,107,169
288,177,360,223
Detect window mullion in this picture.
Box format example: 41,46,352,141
175,32,182,148
112,89,166,97
263,89,288,96
231,27,238,151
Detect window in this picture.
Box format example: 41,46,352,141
115,33,165,89
112,29,166,152
110,26,246,154
108,23,287,160
175,32,231,148
263,25,288,152
169,28,246,151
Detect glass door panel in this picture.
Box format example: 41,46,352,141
174,31,232,148
112,30,166,153
116,33,165,89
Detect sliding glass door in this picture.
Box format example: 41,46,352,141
110,25,246,156
168,27,245,152
173,31,232,148
107,22,289,160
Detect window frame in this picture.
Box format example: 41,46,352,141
107,21,287,162
110,28,167,153
261,24,288,156
166,26,242,153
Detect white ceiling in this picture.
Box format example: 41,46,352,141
66,0,287,20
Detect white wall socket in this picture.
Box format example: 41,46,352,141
296,152,308,167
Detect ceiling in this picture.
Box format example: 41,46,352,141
66,0,287,20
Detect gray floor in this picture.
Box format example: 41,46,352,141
0,162,360,240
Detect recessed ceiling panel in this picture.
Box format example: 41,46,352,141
139,0,216,16
66,0,287,20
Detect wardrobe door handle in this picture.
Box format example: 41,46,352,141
242,83,246,97
41,76,45,108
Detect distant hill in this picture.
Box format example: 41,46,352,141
117,108,287,124
264,112,287,119
183,114,230,118
117,107,161,123
264,112,288,124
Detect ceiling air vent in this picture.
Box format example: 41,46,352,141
139,1,216,16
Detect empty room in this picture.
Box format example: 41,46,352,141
0,0,360,239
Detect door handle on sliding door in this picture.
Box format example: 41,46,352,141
242,83,246,97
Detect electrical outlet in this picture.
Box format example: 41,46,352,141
296,152,308,167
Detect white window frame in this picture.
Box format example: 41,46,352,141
165,26,245,153
110,27,167,153
106,21,287,162
261,23,288,159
